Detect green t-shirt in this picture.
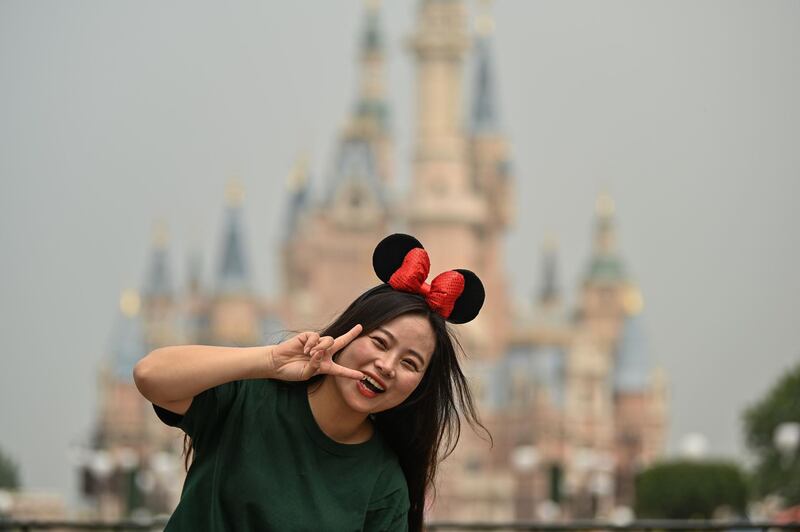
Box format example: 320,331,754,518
154,379,410,531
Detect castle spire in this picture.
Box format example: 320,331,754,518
472,0,500,133
344,0,394,187
142,220,172,298
585,192,627,283
285,153,311,238
538,233,560,305
354,0,389,134
324,136,387,225
216,178,251,294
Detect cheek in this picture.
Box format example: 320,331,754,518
334,342,366,367
394,373,424,398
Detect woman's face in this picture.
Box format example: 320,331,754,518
333,313,436,414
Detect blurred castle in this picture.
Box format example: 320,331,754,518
83,0,668,522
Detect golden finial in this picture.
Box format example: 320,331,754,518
226,176,244,207
475,0,495,36
152,219,168,249
287,153,310,193
622,285,644,315
595,192,615,218
120,289,141,317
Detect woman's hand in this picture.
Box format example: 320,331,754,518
267,324,365,382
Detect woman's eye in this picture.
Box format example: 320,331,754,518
402,360,418,371
371,337,386,349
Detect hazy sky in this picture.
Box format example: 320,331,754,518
1,1,798,506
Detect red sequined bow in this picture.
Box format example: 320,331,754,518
388,248,465,319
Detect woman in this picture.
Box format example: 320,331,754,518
134,234,488,531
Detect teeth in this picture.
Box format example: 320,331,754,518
362,375,385,392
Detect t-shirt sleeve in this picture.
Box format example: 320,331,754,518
152,380,243,445
363,463,410,532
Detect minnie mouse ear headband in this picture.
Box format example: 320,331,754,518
372,233,485,324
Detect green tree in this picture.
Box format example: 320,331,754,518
634,460,749,518
743,361,800,504
0,445,20,489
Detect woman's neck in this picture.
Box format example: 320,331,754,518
307,377,373,444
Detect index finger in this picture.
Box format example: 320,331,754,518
324,361,364,381
329,324,363,355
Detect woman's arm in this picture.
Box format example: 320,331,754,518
133,345,271,414
133,325,365,415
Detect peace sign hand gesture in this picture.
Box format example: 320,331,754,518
267,324,365,382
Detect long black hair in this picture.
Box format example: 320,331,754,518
313,284,490,532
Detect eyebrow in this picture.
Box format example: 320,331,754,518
376,327,427,366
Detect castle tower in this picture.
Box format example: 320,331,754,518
281,4,394,330
562,194,639,517
181,249,208,344
346,0,394,186
524,235,571,346
407,0,486,269
538,235,561,309
140,221,180,349
98,289,148,448
281,155,316,327
407,0,519,360
612,297,668,506
207,179,263,345
577,193,638,352
466,0,515,359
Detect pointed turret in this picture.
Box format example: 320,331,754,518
216,178,251,295
329,2,393,220
325,137,387,220
354,0,389,134
538,234,560,306
182,249,207,344
525,233,569,342
468,0,513,229
471,0,500,134
578,194,639,350
140,221,179,348
142,220,172,298
585,192,627,283
343,0,394,186
285,153,311,239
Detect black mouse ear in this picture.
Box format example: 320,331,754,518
373,233,424,283
446,269,485,324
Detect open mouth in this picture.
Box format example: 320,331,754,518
361,375,385,394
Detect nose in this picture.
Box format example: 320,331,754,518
374,357,396,379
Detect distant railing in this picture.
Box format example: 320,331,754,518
1,520,799,531
424,522,800,532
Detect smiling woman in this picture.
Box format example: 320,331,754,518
133,234,488,532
